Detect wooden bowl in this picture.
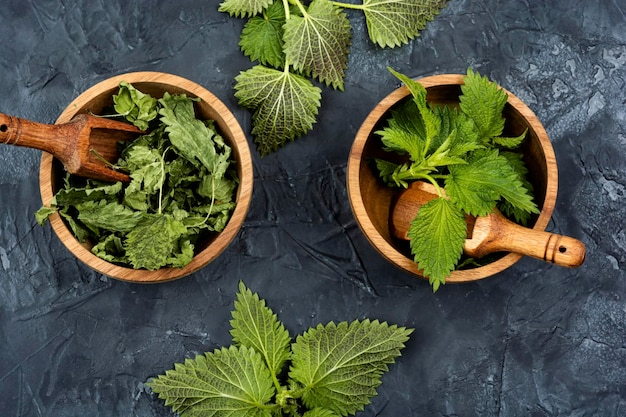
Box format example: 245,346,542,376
39,72,253,283
347,74,558,282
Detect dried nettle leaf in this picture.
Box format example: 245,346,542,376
36,83,239,270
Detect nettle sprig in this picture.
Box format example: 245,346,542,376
375,68,539,291
219,0,448,155
148,282,412,416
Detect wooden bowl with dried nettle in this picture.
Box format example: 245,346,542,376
37,72,253,283
347,68,585,291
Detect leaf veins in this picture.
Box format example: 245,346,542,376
234,65,322,155
283,0,352,90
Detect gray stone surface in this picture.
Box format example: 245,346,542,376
0,1,624,416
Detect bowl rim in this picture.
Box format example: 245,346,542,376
347,73,558,282
39,71,253,283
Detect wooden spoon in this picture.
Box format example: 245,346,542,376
0,112,142,182
390,181,586,268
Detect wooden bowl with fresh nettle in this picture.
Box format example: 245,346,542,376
38,72,253,283
347,69,585,290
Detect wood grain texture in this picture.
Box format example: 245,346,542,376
39,72,253,283
347,74,559,283
2,112,140,182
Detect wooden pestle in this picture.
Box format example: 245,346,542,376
390,181,586,268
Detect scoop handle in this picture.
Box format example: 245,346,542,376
0,112,70,157
465,212,586,268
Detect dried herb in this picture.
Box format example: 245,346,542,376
36,83,239,270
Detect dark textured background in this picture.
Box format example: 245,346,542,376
1,1,625,416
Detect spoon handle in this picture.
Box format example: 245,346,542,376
465,211,586,268
0,112,73,157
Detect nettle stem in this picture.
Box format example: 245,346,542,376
331,1,365,10
287,0,307,15
157,147,169,215
276,388,300,416
282,0,291,18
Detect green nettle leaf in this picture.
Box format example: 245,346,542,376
148,345,275,417
374,158,401,187
113,81,158,130
303,408,340,417
239,1,286,68
125,214,188,270
76,200,145,233
129,159,165,196
445,150,538,217
34,206,58,226
59,208,91,242
375,67,539,290
219,0,447,155
386,100,426,140
234,65,322,155
459,68,509,143
36,84,239,271
360,0,448,48
230,282,292,376
388,66,427,106
283,0,352,90
149,282,413,416
91,234,127,264
198,174,237,204
53,181,123,207
387,68,440,150
491,128,528,149
377,124,426,161
218,0,274,18
158,93,223,174
497,151,536,225
289,320,413,416
123,144,162,171
407,197,466,292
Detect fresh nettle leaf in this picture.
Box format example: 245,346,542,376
235,65,322,155
283,0,352,90
445,149,538,217
218,0,274,18
36,83,239,270
290,319,412,416
496,151,535,225
230,281,292,376
407,197,466,292
375,68,539,291
358,0,449,48
220,0,448,154
491,129,528,149
148,282,413,417
239,1,287,68
149,345,276,416
459,68,509,143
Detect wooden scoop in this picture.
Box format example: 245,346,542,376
0,112,143,182
390,181,586,268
